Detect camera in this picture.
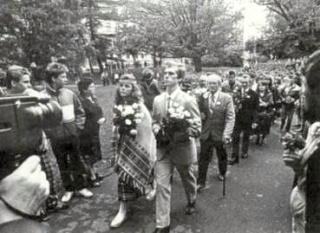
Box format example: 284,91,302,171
0,94,62,180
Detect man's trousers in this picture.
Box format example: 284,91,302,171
198,136,227,186
155,156,197,228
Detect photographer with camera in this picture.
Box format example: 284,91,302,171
3,65,66,216
43,62,93,204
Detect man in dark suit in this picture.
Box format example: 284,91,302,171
152,66,201,233
228,75,259,165
197,74,235,191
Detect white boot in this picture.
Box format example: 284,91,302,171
110,201,127,228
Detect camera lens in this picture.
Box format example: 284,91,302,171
23,101,62,129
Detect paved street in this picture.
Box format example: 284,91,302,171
48,121,294,233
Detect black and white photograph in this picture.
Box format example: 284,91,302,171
0,0,319,232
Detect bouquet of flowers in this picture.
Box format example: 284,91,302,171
113,103,144,138
281,132,306,152
156,102,195,147
232,86,242,112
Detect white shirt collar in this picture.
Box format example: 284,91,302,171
210,90,220,100
167,87,180,100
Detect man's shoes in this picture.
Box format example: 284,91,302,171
218,174,225,181
90,179,101,187
153,225,170,233
228,158,239,165
197,184,207,192
241,153,249,159
48,201,69,213
61,191,74,203
185,202,196,215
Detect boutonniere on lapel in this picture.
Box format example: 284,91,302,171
173,102,179,108
203,92,209,99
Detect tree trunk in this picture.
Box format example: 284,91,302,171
193,56,202,72
88,57,94,73
96,55,103,73
152,52,157,67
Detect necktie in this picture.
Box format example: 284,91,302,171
212,94,215,104
167,96,171,116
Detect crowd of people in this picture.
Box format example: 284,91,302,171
0,52,319,233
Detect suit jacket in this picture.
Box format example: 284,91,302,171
221,80,241,94
139,79,161,111
152,88,201,164
199,91,235,142
236,88,259,125
280,84,300,107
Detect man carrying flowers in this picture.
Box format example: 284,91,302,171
152,66,201,233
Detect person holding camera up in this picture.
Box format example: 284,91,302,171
43,62,93,204
5,65,67,215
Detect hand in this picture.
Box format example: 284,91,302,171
0,156,49,217
200,112,206,120
222,136,232,144
97,117,106,125
305,122,320,145
282,149,302,172
252,123,258,129
107,156,116,168
153,124,161,135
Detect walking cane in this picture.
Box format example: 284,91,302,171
222,139,232,197
223,175,226,197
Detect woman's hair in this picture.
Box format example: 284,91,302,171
301,50,320,123
45,62,68,84
257,82,269,94
114,73,143,105
78,77,94,95
6,65,31,89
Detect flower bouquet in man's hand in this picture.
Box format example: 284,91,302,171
164,102,195,144
113,103,143,138
232,86,242,113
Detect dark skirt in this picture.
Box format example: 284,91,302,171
80,132,102,166
118,176,143,202
254,112,272,135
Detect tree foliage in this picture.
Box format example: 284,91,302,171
0,0,88,78
254,0,320,57
117,0,243,71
